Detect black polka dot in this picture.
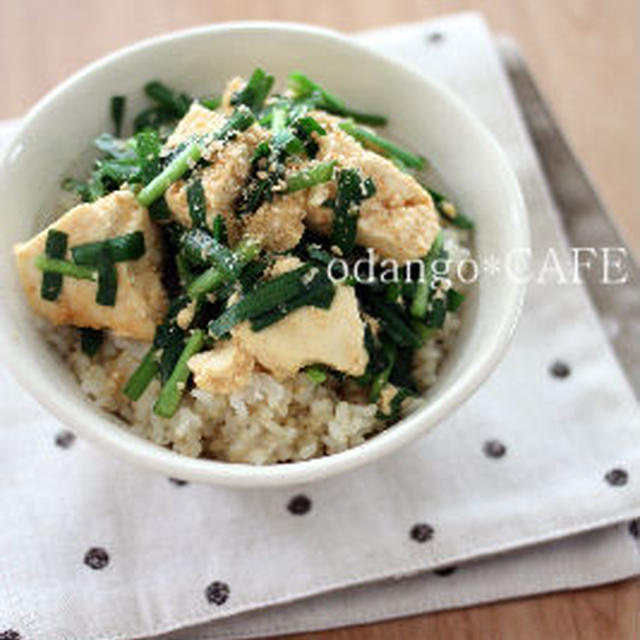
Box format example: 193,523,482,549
54,430,76,449
0,630,21,640
550,361,571,379
205,581,230,605
410,523,434,543
287,494,312,515
168,477,188,487
427,31,444,43
629,519,640,538
483,439,506,459
84,547,109,570
434,566,457,577
605,468,628,487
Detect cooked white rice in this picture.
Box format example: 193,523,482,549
44,227,471,464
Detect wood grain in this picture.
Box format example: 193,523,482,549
284,578,640,639
1,1,638,638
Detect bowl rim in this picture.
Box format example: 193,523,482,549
0,20,530,487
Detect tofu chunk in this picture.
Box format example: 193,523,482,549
165,102,226,148
233,257,368,380
14,190,167,341
187,340,255,395
244,191,307,252
303,112,440,262
164,121,266,246
188,257,369,394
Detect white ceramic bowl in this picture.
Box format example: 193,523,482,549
0,22,528,487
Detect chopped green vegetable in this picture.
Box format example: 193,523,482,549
63,129,163,202
305,244,334,266
144,81,191,117
411,322,437,344
231,68,275,114
369,342,396,402
137,107,255,208
180,228,236,276
186,236,261,299
288,71,345,113
287,72,387,126
295,116,326,136
40,230,68,301
80,328,104,357
34,256,96,281
148,198,171,221
135,130,163,185
200,96,221,111
388,345,419,392
425,297,447,329
339,110,387,127
48,72,472,424
110,96,126,137
250,272,335,331
285,161,336,193
71,231,145,267
184,267,225,300
154,319,187,383
95,247,117,306
208,264,316,337
446,289,465,312
45,230,68,257
137,142,202,207
330,168,376,256
237,108,328,214
211,214,227,244
448,213,474,230
236,170,281,215
214,106,255,140
237,258,269,292
305,366,327,384
359,292,423,348
186,179,207,228
270,105,287,134
153,329,205,418
339,120,425,170
36,241,123,308
61,177,95,203
410,231,444,319
175,253,195,287
385,281,402,303
291,116,325,158
123,347,159,401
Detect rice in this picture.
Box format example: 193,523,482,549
44,226,470,465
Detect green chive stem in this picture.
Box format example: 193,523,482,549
123,347,159,401
285,161,337,193
186,236,261,299
410,232,444,319
153,329,204,418
34,256,96,281
137,142,202,207
339,121,425,170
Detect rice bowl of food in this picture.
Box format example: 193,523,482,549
0,23,528,486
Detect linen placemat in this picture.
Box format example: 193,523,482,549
1,12,638,640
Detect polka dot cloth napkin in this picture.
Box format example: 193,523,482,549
1,12,639,640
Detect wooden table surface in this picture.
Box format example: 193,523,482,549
2,1,638,638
